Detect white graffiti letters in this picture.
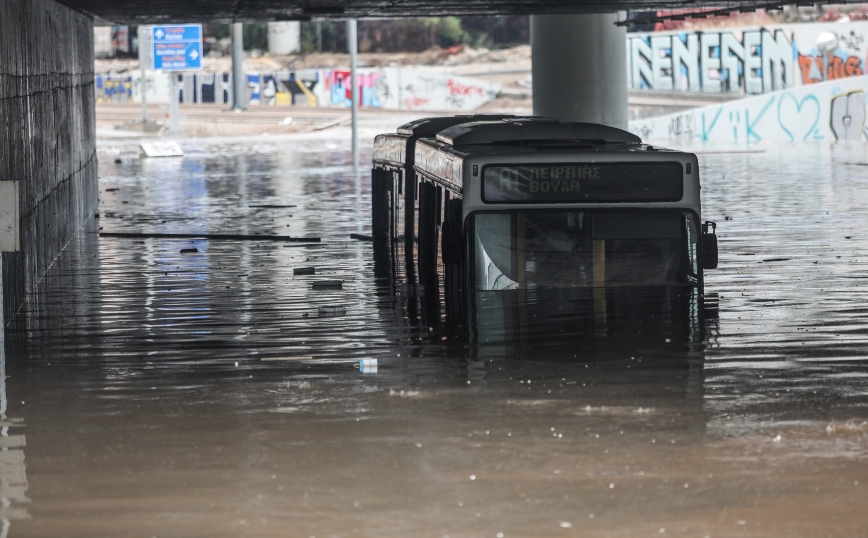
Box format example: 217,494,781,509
630,29,794,94
761,30,794,92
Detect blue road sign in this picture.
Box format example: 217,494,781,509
152,24,203,71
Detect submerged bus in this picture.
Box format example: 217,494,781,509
372,117,718,358
370,115,515,263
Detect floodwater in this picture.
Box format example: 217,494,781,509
3,129,868,537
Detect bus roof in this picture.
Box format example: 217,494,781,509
436,119,641,147
413,120,695,192
373,115,547,168
396,115,526,137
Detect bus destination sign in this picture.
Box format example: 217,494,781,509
482,163,684,203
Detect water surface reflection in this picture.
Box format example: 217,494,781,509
3,137,867,536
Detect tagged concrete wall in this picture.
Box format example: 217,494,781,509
629,75,868,143
0,0,97,328
628,21,868,94
95,68,501,112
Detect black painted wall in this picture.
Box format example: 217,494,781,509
1,0,97,329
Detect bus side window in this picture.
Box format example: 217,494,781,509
442,198,462,265
371,168,390,241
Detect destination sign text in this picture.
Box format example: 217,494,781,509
482,163,684,203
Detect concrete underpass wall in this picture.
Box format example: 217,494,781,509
1,0,97,329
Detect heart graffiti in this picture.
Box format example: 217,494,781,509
777,93,821,141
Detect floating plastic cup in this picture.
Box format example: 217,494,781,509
359,358,378,373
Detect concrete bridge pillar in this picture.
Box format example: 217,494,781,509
531,13,628,129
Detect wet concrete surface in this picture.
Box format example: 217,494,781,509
3,133,868,537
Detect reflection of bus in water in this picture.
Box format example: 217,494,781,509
371,117,718,360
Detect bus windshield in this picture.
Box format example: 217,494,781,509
470,210,699,290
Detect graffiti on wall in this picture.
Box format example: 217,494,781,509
95,75,134,103
797,28,866,84
628,75,868,143
324,70,389,108
630,29,794,93
244,72,320,106
629,21,868,94
276,72,320,106
173,73,234,105
830,90,867,140
96,68,499,112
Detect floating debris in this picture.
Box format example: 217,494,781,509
180,247,199,254
312,280,342,290
100,232,320,242
140,141,183,158
294,267,316,275
358,358,378,373
318,305,346,317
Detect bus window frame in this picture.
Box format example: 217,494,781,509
463,207,706,294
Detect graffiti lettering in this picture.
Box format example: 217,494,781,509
668,114,694,141
630,23,868,95
326,70,388,108
447,78,484,97
402,95,430,109
630,29,794,94
631,124,654,140
629,77,868,143
95,68,498,112
798,54,863,84
95,76,133,103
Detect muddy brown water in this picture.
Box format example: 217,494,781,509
2,135,868,537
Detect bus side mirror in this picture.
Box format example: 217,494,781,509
702,221,718,270
441,220,461,265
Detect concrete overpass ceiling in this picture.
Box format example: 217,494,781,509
62,0,832,24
